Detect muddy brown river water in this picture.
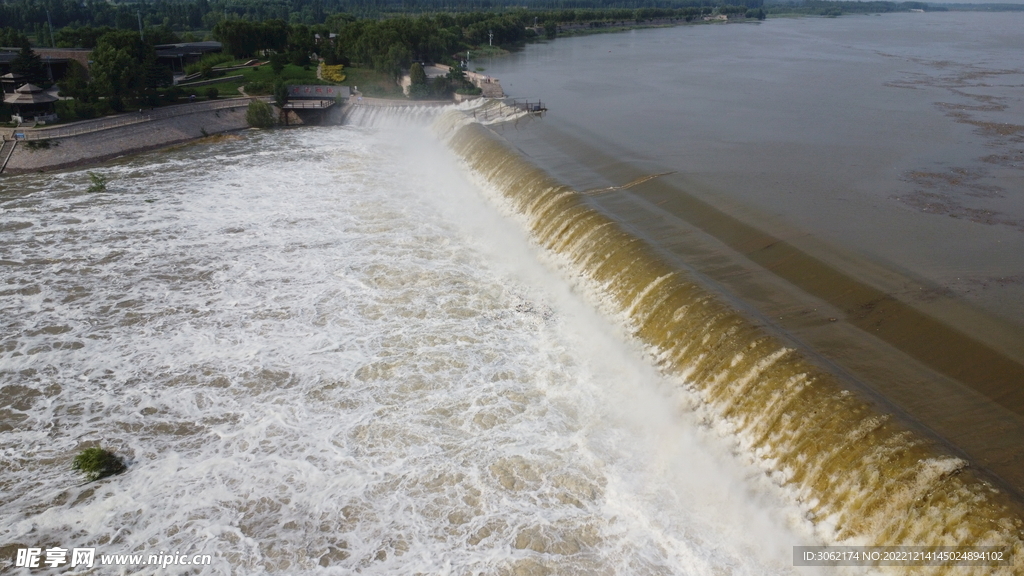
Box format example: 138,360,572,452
479,12,1024,494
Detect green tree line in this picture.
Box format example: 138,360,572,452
0,0,766,38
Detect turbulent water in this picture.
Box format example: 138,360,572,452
3,15,1024,570
0,122,837,574
438,111,1024,573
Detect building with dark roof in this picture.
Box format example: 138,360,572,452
154,42,223,73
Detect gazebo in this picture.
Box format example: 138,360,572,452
1,72,26,94
3,83,58,124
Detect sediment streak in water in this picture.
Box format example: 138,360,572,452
437,111,1024,573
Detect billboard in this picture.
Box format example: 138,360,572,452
286,85,350,99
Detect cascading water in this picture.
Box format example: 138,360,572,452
342,100,530,130
436,113,1024,574
1,119,842,575
342,103,450,129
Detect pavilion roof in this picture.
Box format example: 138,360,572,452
3,84,58,105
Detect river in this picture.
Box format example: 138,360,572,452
0,123,831,573
1,11,1023,575
478,11,1024,497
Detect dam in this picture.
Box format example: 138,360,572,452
2,10,1023,575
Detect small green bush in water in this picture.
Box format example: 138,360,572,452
86,172,107,193
72,447,126,482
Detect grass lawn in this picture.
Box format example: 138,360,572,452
466,45,510,59
181,64,406,97
338,67,404,98
180,63,330,99
187,64,406,101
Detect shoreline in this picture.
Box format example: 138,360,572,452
1,93,485,175
1,99,261,176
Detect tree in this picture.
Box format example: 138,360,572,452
55,26,116,49
544,21,558,40
11,42,48,86
274,80,288,106
90,34,147,110
0,27,29,48
89,31,168,108
447,65,465,84
270,52,287,74
214,20,260,57
409,62,426,85
57,60,90,100
288,50,309,66
246,99,275,128
430,75,450,98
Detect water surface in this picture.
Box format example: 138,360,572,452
480,12,1024,492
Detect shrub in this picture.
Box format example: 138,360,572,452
246,99,275,128
321,64,346,83
274,81,288,107
243,81,273,95
408,83,429,99
55,100,102,121
205,87,219,100
185,53,233,76
409,62,426,86
270,53,287,75
87,171,107,192
72,447,126,482
430,76,450,98
163,86,183,103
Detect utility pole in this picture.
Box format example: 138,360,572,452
45,9,55,47
489,30,493,47
138,10,144,41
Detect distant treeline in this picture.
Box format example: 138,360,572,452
934,3,1024,10
0,0,764,40
0,0,767,120
764,0,937,16
213,6,759,75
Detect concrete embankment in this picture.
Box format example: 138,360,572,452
1,99,260,175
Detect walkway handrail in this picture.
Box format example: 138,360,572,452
471,99,547,122
16,97,271,141
283,100,335,109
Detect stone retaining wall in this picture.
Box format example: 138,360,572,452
2,103,251,175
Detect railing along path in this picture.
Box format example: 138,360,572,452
5,97,272,141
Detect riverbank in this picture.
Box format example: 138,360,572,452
1,99,261,175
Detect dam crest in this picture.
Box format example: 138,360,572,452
428,108,1024,571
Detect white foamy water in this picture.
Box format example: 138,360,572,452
0,125,826,574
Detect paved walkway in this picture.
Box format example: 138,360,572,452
2,100,253,175
5,97,270,141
